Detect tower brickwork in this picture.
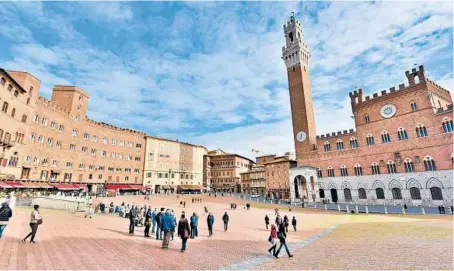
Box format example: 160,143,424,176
282,14,317,162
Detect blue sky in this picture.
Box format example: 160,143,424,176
0,1,452,158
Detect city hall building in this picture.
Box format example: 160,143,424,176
283,15,453,206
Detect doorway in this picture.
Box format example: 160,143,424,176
330,188,338,203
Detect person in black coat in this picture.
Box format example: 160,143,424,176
283,215,289,232
265,215,270,229
222,212,229,231
0,202,13,239
274,221,293,258
291,216,297,231
129,205,137,234
144,207,152,237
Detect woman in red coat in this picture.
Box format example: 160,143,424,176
177,213,190,252
268,224,278,255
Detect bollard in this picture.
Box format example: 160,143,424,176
384,206,388,214
337,204,341,212
355,205,359,213
421,207,425,215
324,204,327,210
346,205,350,213
365,206,369,214
402,207,406,215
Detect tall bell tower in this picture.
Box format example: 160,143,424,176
282,13,317,161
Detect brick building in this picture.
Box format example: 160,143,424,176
1,69,147,192
240,165,265,196
203,149,255,193
283,15,453,206
143,136,206,194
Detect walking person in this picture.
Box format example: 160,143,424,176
283,215,289,233
274,221,293,258
22,205,42,244
207,212,215,237
144,207,152,238
190,212,198,239
291,216,297,232
129,205,137,234
161,209,175,249
222,212,229,231
177,213,190,252
0,202,13,239
267,224,277,256
265,215,270,229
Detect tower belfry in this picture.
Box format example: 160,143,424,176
282,13,317,162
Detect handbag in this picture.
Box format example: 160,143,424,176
37,219,43,225
268,235,272,243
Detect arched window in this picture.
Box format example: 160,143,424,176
340,165,348,176
430,187,443,200
366,134,375,146
387,161,397,174
410,102,417,111
364,114,370,123
336,139,344,150
344,188,352,202
371,162,380,175
397,127,408,140
349,137,358,148
381,130,391,143
410,187,421,200
404,158,414,173
324,141,331,152
392,188,402,199
358,188,367,199
442,118,453,133
354,163,363,176
416,123,428,137
317,168,322,178
375,188,385,199
327,166,335,177
423,156,436,171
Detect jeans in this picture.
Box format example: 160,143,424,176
129,220,135,233
0,225,7,239
152,220,156,233
208,224,213,236
224,222,228,231
24,223,39,242
275,239,291,257
293,225,296,231
190,225,198,238
162,231,171,248
144,223,151,237
181,238,188,251
155,226,161,239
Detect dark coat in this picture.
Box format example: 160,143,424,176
222,213,229,223
0,206,12,222
292,218,297,226
178,218,190,239
265,216,270,224
277,222,287,240
207,215,214,226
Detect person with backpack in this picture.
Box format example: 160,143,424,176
291,216,297,231
267,224,277,255
177,213,190,252
274,221,293,258
222,212,229,231
0,202,13,239
190,212,198,239
22,205,42,244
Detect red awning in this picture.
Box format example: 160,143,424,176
105,184,132,190
73,184,87,189
128,185,145,190
51,183,81,190
6,181,25,188
0,182,13,188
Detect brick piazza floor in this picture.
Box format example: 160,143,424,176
0,195,452,270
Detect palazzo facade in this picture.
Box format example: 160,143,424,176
283,15,453,206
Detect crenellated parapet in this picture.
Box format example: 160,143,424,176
316,129,355,140
85,118,145,136
36,96,71,116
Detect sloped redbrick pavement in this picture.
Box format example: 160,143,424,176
0,195,451,270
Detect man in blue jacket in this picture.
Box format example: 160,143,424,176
161,209,175,249
190,212,198,239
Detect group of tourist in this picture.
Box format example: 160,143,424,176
267,211,294,258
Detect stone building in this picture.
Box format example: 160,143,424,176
203,149,255,193
283,14,453,206
143,136,206,194
1,70,146,193
240,165,265,196
264,155,297,200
